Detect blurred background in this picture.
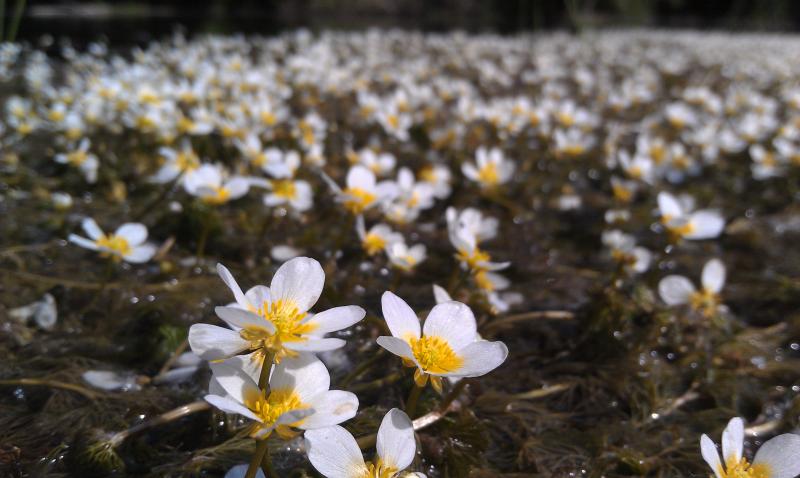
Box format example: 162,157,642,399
8,0,800,46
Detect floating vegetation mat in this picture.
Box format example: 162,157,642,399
2,30,800,477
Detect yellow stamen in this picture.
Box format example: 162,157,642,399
243,387,309,439
362,459,399,478
271,180,297,200
240,299,317,362
719,457,771,478
343,187,377,214
409,335,463,375
456,247,491,271
203,187,231,205
96,234,132,259
477,162,499,186
362,233,386,256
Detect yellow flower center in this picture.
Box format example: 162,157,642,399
419,166,436,183
561,144,586,157
409,335,463,374
474,270,494,291
477,162,499,186
665,221,695,240
241,299,317,362
175,151,199,172
456,247,491,271
719,457,771,478
556,112,574,127
48,109,65,122
67,151,88,166
690,288,719,318
362,233,386,255
387,114,400,129
96,234,132,258
361,459,398,478
343,187,377,214
261,111,277,126
203,187,230,205
612,184,633,202
243,387,309,439
272,180,297,199
650,145,667,164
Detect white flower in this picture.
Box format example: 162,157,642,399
305,408,426,478
462,147,514,189
352,148,396,176
601,229,651,274
151,140,200,184
54,138,99,183
418,163,451,199
68,218,156,263
9,293,57,330
376,292,508,392
386,242,426,271
658,192,725,240
356,216,403,256
700,417,800,478
206,353,358,440
658,258,726,317
183,164,251,205
446,207,508,272
334,165,398,215
189,258,365,363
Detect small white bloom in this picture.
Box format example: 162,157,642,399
68,217,156,263
305,408,425,478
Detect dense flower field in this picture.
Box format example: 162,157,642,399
3,30,800,477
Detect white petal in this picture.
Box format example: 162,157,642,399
305,426,368,478
381,291,421,340
284,338,346,352
347,164,376,190
82,370,140,392
270,257,325,313
270,354,330,403
224,464,265,478
722,417,744,465
225,177,251,199
124,244,156,263
450,340,508,377
753,433,800,478
305,306,365,335
686,210,725,240
702,259,726,294
217,263,249,308
432,284,452,304
204,394,261,422
114,223,148,245
81,217,104,240
208,359,261,405
215,306,275,334
700,434,723,478
658,276,696,306
423,301,477,351
188,324,249,361
377,408,416,471
300,390,359,429
657,192,684,219
244,285,270,309
376,336,416,362
68,234,99,251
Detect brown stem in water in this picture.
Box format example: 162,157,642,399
153,338,189,382
0,378,100,401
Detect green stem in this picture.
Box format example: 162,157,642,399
196,218,211,260
7,0,25,42
405,382,423,418
245,439,269,478
258,349,275,392
260,447,276,477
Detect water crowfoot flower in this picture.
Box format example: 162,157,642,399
189,258,365,363
657,192,725,241
700,417,800,478
206,353,358,440
659,258,726,318
376,291,508,394
305,408,426,478
68,218,156,263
